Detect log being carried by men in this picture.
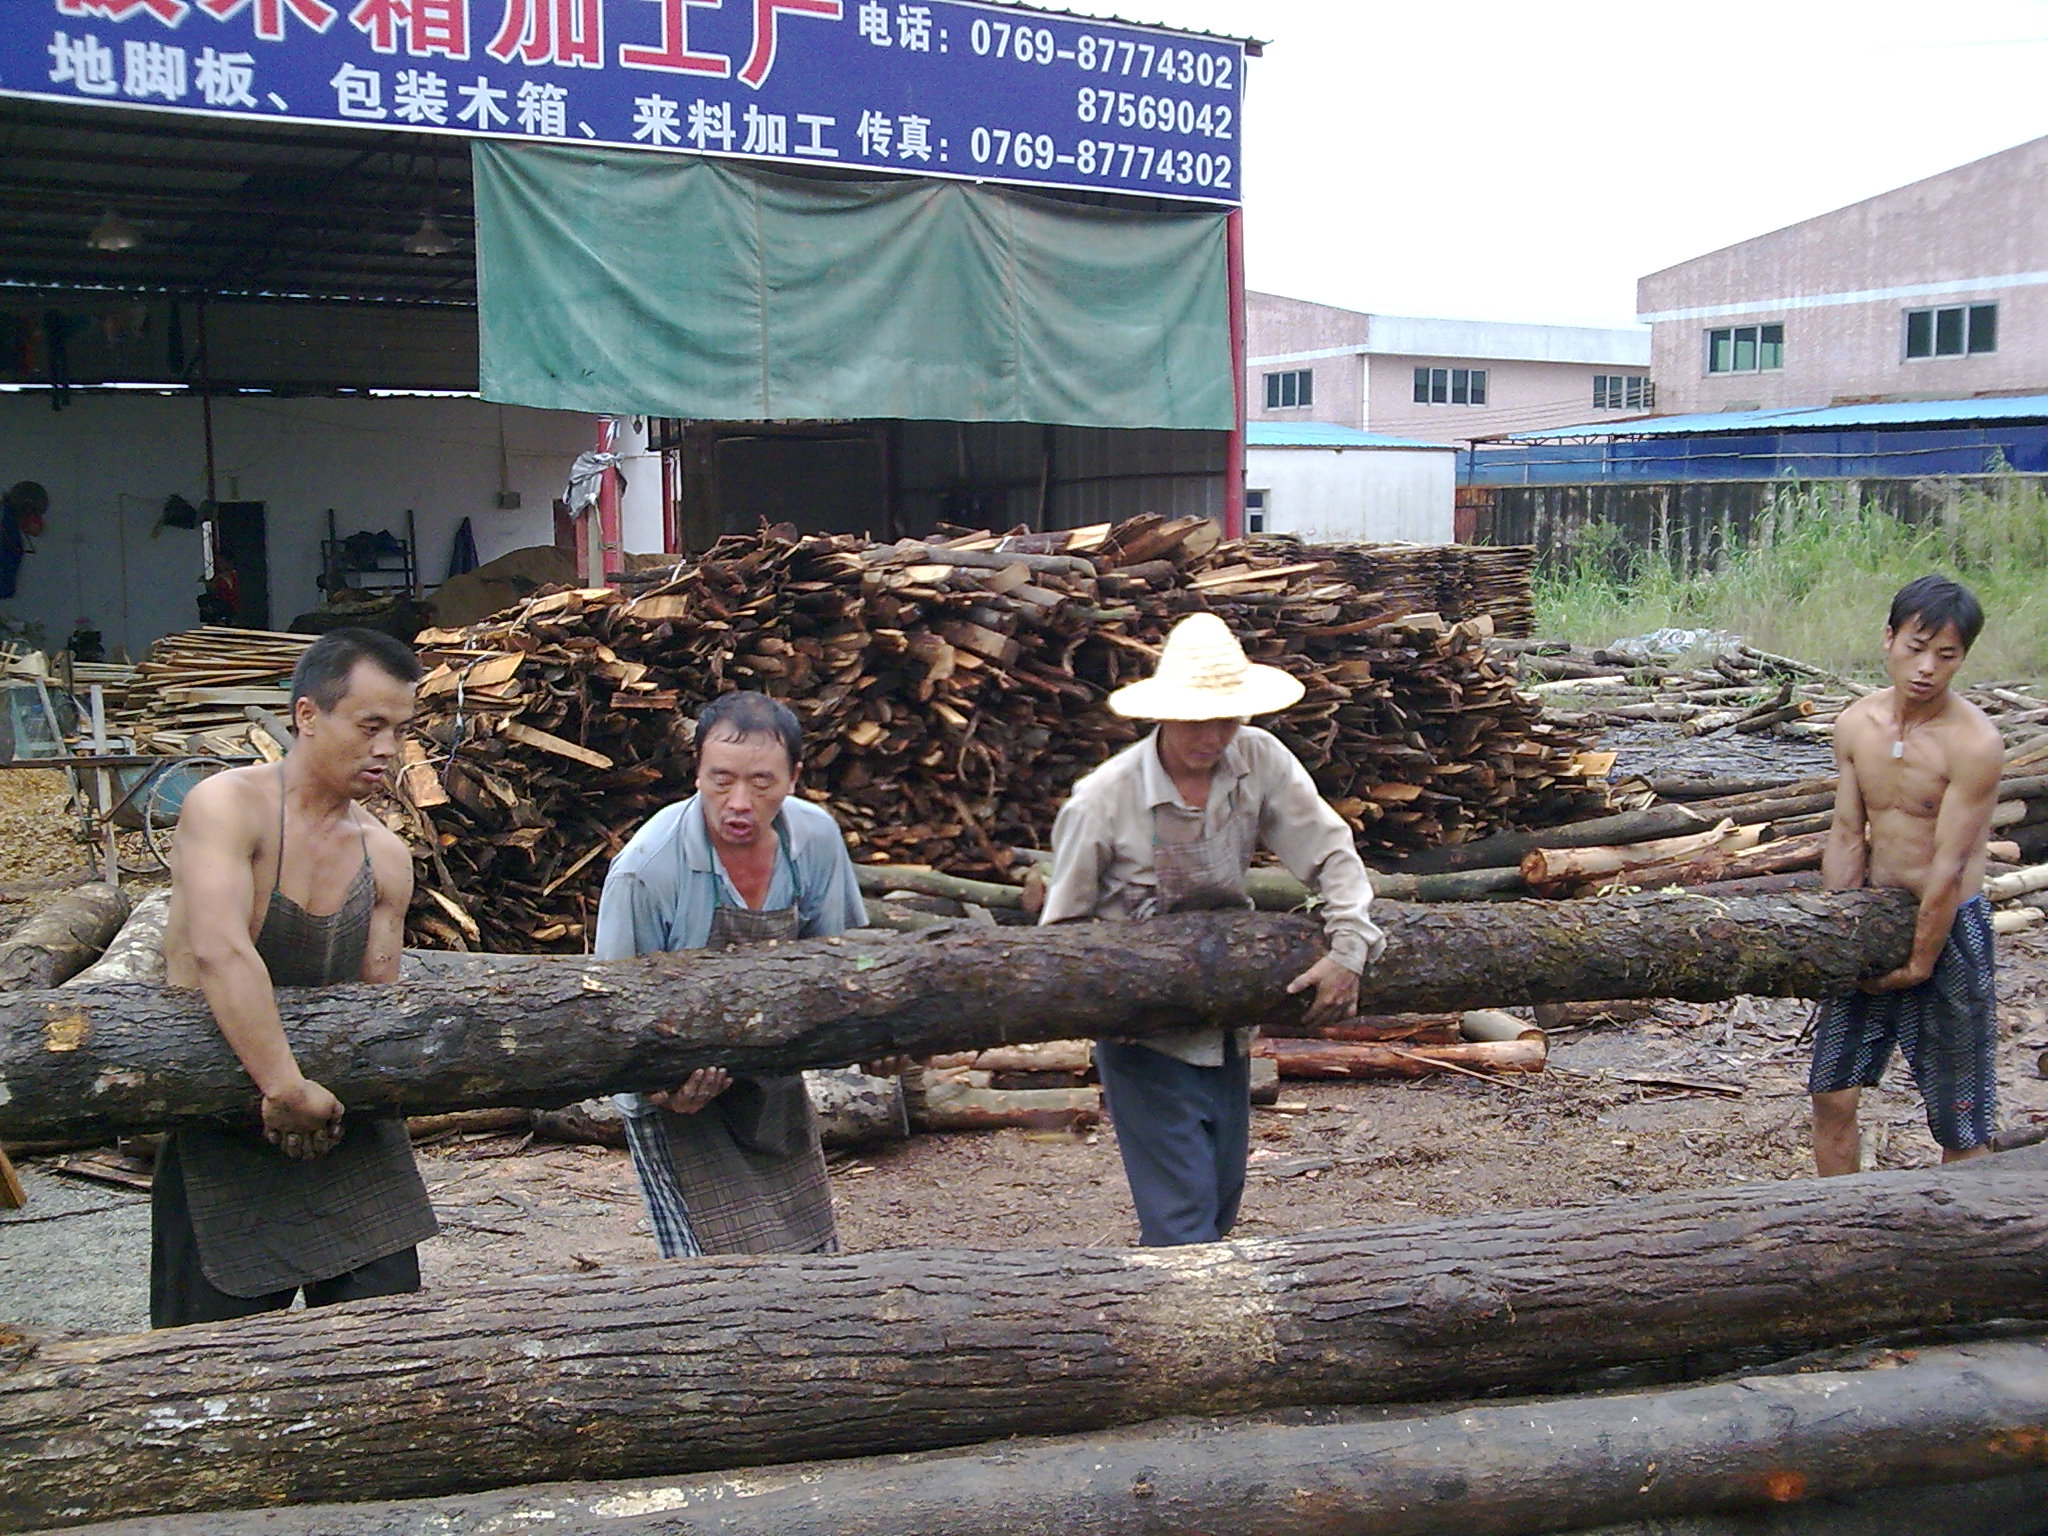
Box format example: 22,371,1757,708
0,887,1918,1143
3,1155,2044,1530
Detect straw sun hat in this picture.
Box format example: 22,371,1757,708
1107,612,1305,721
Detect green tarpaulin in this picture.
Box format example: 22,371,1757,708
473,143,1234,431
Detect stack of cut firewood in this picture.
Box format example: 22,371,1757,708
109,627,312,755
396,516,1606,952
1255,536,1537,637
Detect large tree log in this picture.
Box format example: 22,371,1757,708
0,883,130,992
1254,1036,1545,1079
0,891,1918,1141
2,1156,2045,1529
57,890,167,990
33,1341,2048,1536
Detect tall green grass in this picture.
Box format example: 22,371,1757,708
1531,478,2048,684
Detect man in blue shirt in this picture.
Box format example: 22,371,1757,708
594,691,866,1256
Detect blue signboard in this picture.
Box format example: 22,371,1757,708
1,0,1244,204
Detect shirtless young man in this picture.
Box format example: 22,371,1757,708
1810,576,2003,1176
154,628,437,1327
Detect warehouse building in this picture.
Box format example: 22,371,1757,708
0,2,1249,655
1248,293,1650,446
1639,134,2048,415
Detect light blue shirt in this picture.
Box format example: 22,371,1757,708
595,793,866,1115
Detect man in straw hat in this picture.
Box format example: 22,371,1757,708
1040,612,1383,1245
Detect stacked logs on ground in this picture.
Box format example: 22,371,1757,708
1256,1007,1547,1080
0,891,1918,1143
4,1152,2045,1531
1513,636,2048,758
0,882,129,991
1397,733,2048,908
39,1339,2048,1536
392,515,1608,952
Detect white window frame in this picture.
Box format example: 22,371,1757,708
1412,365,1488,406
1263,369,1313,410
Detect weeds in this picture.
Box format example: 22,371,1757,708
1531,477,2048,683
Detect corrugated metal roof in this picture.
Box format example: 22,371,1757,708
1248,422,1450,450
1503,394,2048,442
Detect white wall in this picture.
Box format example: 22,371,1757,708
0,394,621,655
1247,446,1456,545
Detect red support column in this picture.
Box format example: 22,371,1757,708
595,415,623,584
1223,205,1247,541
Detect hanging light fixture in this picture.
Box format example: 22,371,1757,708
404,210,457,257
403,146,458,257
87,209,141,252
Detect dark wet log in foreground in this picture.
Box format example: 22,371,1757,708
0,890,1916,1140
2,1152,2042,1530
32,1337,2048,1536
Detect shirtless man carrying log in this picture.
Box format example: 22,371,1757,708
154,628,436,1326
1812,575,2003,1175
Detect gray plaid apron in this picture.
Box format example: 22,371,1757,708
1125,801,1257,1062
168,774,437,1296
631,820,835,1256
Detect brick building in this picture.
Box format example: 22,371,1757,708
1639,134,2048,415
1247,292,1651,446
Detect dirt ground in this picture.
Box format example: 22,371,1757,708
5,749,2048,1341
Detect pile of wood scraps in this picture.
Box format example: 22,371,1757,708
107,626,312,757
1256,535,1538,637
399,516,1606,952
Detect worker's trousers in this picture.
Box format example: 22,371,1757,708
1095,1036,1251,1246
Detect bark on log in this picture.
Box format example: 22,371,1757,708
58,891,167,990
0,884,130,993
0,891,1919,1142
35,1343,2048,1536
807,1067,910,1146
1254,1036,1546,1079
3,1158,2045,1530
914,1077,1100,1132
1519,821,1760,888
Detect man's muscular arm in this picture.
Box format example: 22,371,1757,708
361,821,412,986
1821,747,1869,891
1866,731,2000,993
175,777,342,1159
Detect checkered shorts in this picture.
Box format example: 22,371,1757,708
1808,895,1997,1151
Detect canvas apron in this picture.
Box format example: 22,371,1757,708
651,822,835,1254
1128,799,1258,1060
168,789,436,1296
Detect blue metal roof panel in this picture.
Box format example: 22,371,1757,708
1248,422,1450,450
1504,394,2048,441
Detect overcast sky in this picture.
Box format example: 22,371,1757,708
1056,0,2048,330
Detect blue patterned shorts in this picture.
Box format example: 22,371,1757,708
1808,895,1997,1150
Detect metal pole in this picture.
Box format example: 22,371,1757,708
89,684,117,887
1223,205,1247,541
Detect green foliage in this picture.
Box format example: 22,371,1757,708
1532,477,2048,683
